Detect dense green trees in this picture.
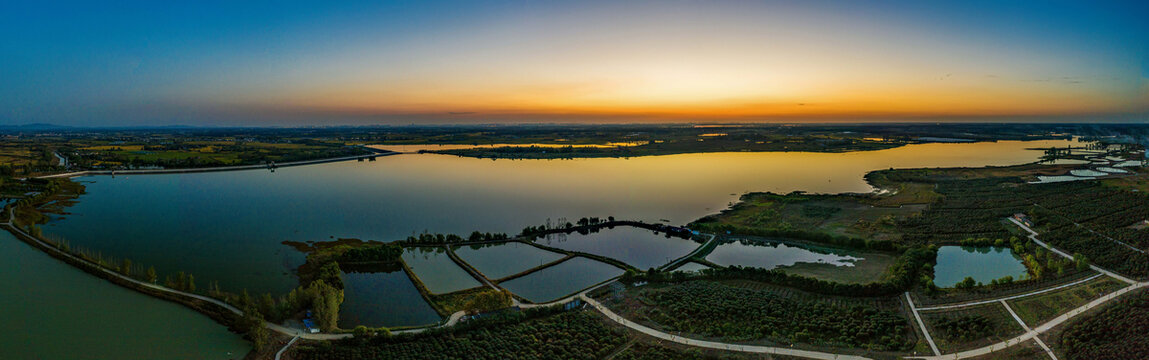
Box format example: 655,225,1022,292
338,243,404,263
1060,290,1149,359
308,280,343,331
932,315,994,342
293,311,627,360
461,289,513,314
402,232,509,245
636,281,911,351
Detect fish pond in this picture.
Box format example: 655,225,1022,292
933,246,1029,287
401,247,482,294
498,257,624,303
453,242,566,280
337,264,442,328
533,226,701,269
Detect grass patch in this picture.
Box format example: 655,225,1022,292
775,250,896,284
428,287,512,315
920,303,1025,353
1007,276,1127,326
603,280,912,351
692,192,921,243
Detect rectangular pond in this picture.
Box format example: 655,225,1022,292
338,266,442,328
452,242,566,280
933,246,1029,288
532,226,701,269
498,257,623,303
401,247,482,294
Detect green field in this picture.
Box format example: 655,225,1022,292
920,303,1025,353
776,251,896,284
602,280,912,351
690,192,923,243
1007,276,1127,326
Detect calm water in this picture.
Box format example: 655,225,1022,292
42,139,1074,296
706,239,861,269
534,226,701,269
0,232,249,359
498,257,623,303
453,242,566,280
933,246,1029,287
401,247,481,294
338,268,442,328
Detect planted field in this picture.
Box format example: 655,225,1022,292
1059,289,1149,360
615,280,912,351
294,311,627,360
1007,276,1127,326
920,303,1025,353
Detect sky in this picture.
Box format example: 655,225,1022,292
1,0,1148,126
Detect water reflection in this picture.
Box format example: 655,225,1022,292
43,139,1076,295
706,238,861,269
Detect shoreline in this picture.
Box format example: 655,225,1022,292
36,148,397,179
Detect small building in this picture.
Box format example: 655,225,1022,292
563,299,584,311
302,319,319,334
1013,213,1034,227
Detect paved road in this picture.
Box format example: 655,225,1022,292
915,273,1104,311
1000,300,1058,360
902,219,1149,359
1,206,470,341
1009,218,1137,284
905,293,941,356
581,294,873,360
909,281,1146,360
660,233,717,271
274,336,300,360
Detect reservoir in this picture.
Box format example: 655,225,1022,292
933,246,1029,287
42,140,1074,295
0,232,249,359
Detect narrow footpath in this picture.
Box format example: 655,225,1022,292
36,149,396,179
0,207,464,341
903,219,1149,359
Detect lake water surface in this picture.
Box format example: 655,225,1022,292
0,232,249,359
42,139,1074,297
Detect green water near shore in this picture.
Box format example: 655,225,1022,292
0,231,249,360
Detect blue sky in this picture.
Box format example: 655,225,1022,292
2,0,1147,126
